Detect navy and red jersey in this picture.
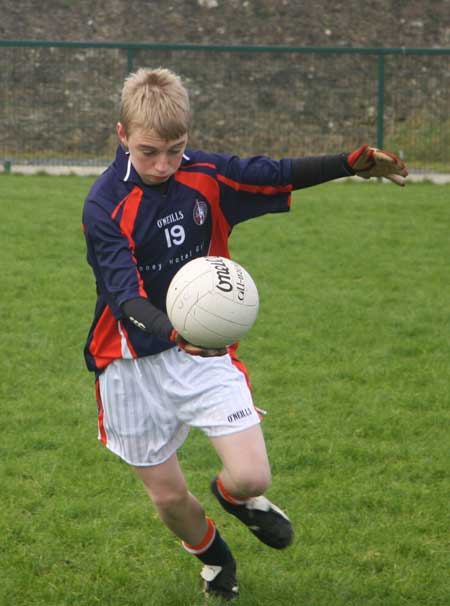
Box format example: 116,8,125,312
82,145,293,373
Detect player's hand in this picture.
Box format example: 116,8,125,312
347,144,408,186
170,329,228,357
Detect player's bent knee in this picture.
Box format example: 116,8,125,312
230,468,272,498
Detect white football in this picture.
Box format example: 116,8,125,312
166,256,259,348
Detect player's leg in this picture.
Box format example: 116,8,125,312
170,346,294,550
133,453,207,544
134,454,238,600
97,355,238,599
209,424,294,549
210,422,271,497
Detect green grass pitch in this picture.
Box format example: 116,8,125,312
1,174,449,605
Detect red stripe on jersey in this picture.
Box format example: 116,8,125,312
118,186,144,245
89,306,123,370
112,187,147,298
136,274,147,298
95,378,107,445
217,173,292,195
111,193,129,220
175,170,231,257
183,162,217,170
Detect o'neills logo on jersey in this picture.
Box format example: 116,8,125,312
193,199,208,226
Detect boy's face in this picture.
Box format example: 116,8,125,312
117,123,188,185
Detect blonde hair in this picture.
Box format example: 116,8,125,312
119,67,191,139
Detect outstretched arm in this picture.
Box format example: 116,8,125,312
291,145,408,189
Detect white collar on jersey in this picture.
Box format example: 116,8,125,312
123,153,132,182
123,151,190,182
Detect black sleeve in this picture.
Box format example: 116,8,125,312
121,297,173,341
291,153,355,189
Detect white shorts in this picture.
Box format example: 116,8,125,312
96,347,260,466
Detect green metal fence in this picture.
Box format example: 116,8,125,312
1,41,450,173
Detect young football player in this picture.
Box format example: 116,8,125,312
82,67,407,601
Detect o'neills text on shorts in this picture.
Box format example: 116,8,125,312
227,408,253,423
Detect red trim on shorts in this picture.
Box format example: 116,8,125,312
95,378,107,445
227,343,252,390
227,344,266,420
182,516,216,555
